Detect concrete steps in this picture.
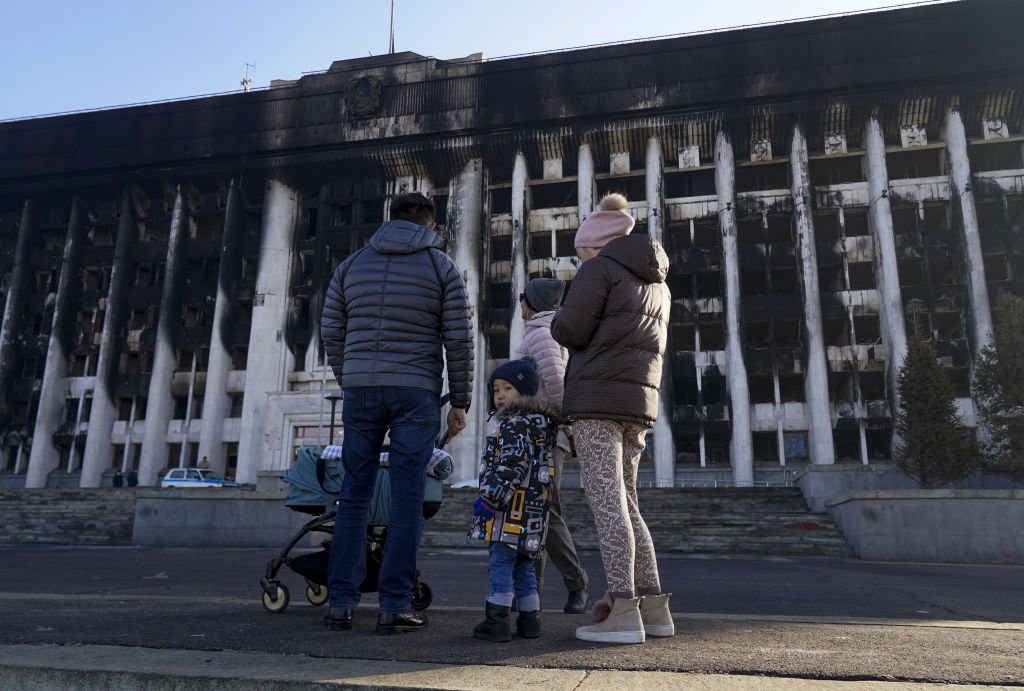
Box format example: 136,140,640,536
0,486,852,557
0,489,137,545
423,487,853,557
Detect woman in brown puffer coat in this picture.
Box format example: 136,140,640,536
551,193,674,645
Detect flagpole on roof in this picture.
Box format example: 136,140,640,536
389,0,395,54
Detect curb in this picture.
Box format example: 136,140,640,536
0,644,1008,691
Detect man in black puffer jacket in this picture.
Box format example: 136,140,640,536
320,192,473,635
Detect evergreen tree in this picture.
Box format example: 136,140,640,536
895,339,978,488
972,293,1024,481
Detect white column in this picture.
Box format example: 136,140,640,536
714,133,754,486
26,197,86,488
197,181,244,475
864,117,909,422
645,137,676,486
509,153,529,355
81,193,135,486
138,188,188,486
945,109,994,358
446,159,488,484
237,179,299,484
0,200,33,418
578,143,596,223
790,125,835,465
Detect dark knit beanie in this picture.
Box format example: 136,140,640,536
524,277,566,313
488,359,539,410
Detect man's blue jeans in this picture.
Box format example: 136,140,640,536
487,543,539,610
327,387,440,614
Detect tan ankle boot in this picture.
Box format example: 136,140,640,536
639,593,675,637
575,596,645,644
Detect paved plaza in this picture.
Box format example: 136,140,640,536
0,545,1021,688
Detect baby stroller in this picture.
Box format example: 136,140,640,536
260,442,452,614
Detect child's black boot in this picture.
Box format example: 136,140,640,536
473,602,512,642
516,609,541,638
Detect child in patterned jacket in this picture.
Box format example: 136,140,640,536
469,358,561,642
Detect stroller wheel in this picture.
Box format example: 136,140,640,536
305,581,329,607
262,583,290,613
411,581,432,611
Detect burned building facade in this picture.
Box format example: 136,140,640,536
1,0,1022,488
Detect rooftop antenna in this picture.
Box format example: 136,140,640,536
388,0,395,54
241,63,255,92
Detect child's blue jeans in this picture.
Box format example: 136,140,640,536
487,542,540,611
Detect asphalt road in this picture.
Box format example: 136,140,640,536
1,544,1020,622
1,545,1022,685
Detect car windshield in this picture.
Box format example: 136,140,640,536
198,470,222,480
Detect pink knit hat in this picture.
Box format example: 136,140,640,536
574,193,635,249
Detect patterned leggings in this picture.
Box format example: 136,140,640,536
573,418,662,600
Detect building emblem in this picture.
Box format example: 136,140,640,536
345,76,383,117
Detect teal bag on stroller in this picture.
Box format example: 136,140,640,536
282,446,449,520
370,454,446,524
281,446,342,514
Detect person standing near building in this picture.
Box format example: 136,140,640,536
320,192,473,635
469,359,558,642
513,277,590,614
551,193,674,644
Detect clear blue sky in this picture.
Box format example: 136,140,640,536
0,0,945,121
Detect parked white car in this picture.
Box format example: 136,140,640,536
161,468,239,488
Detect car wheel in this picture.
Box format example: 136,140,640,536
262,583,290,613
305,581,329,606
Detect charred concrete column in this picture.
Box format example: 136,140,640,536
237,179,299,484
0,200,34,425
446,159,488,484
945,109,993,358
80,193,136,486
646,137,676,485
26,197,86,488
714,133,754,486
790,125,835,465
509,152,529,354
138,188,188,486
197,181,245,475
865,117,909,416
305,186,331,375
578,143,596,223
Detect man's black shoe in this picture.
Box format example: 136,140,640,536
375,610,428,634
323,607,354,631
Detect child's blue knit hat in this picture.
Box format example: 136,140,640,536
488,359,539,410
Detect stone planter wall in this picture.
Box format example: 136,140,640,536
796,463,1024,512
132,489,311,547
826,489,1024,564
